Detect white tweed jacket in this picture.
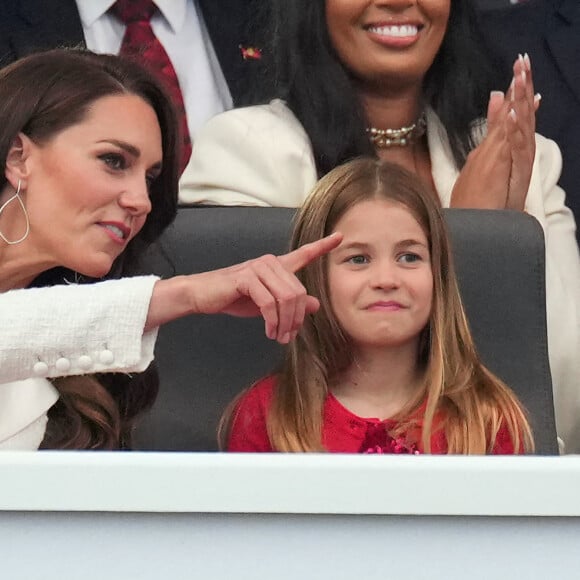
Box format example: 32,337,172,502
0,276,159,449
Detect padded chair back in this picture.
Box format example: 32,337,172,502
134,207,557,454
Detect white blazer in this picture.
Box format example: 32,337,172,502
181,100,580,453
0,276,159,449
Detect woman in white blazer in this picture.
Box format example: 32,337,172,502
0,50,340,450
181,0,580,452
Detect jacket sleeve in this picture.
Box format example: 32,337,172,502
179,100,318,208
0,276,159,383
524,134,580,452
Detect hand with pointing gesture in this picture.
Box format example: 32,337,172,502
145,232,343,343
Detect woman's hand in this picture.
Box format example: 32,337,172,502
451,54,540,211
450,90,511,209
505,53,540,211
146,233,342,343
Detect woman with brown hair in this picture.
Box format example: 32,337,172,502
224,158,533,454
0,49,340,450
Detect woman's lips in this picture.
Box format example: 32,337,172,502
98,221,131,245
366,23,422,49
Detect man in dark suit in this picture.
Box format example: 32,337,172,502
0,0,267,194
478,0,580,243
0,0,266,109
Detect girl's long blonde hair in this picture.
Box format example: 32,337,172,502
226,158,533,453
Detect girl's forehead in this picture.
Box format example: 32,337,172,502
335,198,421,227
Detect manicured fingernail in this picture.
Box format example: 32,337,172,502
521,69,527,84
524,52,531,71
280,332,291,343
509,108,517,121
490,90,504,99
518,53,524,66
510,79,515,102
534,92,542,103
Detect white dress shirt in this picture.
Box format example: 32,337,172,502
76,0,233,140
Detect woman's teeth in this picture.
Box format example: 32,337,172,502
104,224,125,239
368,25,419,37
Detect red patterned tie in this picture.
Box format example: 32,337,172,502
110,0,192,174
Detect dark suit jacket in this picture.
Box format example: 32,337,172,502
0,0,266,106
478,0,580,242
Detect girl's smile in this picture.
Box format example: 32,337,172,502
328,197,433,352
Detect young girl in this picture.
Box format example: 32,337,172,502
223,158,534,454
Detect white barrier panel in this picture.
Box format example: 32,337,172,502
1,453,579,579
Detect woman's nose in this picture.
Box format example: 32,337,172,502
373,0,416,11
118,176,152,217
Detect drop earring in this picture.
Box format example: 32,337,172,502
0,179,30,245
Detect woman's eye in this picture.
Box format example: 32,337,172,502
99,153,127,171
347,255,368,265
145,173,157,189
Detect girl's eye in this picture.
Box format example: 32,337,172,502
347,255,369,265
398,253,421,264
99,153,127,171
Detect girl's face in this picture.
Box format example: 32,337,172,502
327,198,433,351
325,0,450,88
5,93,162,279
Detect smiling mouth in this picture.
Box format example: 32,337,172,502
99,222,131,244
367,24,420,38
104,224,125,238
367,301,405,311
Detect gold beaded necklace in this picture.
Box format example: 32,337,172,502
367,112,427,148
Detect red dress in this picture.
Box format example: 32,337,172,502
227,375,517,454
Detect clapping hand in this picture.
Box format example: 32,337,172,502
505,52,540,210
451,54,540,211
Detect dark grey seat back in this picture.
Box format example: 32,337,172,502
134,207,557,454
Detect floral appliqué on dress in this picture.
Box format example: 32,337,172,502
360,422,420,454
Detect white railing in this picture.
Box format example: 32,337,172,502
1,453,579,579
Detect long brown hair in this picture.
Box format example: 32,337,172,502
240,158,533,453
0,49,180,449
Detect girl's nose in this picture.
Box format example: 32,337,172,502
370,260,401,289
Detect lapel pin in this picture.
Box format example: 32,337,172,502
239,46,263,60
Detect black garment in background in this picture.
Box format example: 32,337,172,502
475,0,525,9
478,0,580,243
0,0,267,106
